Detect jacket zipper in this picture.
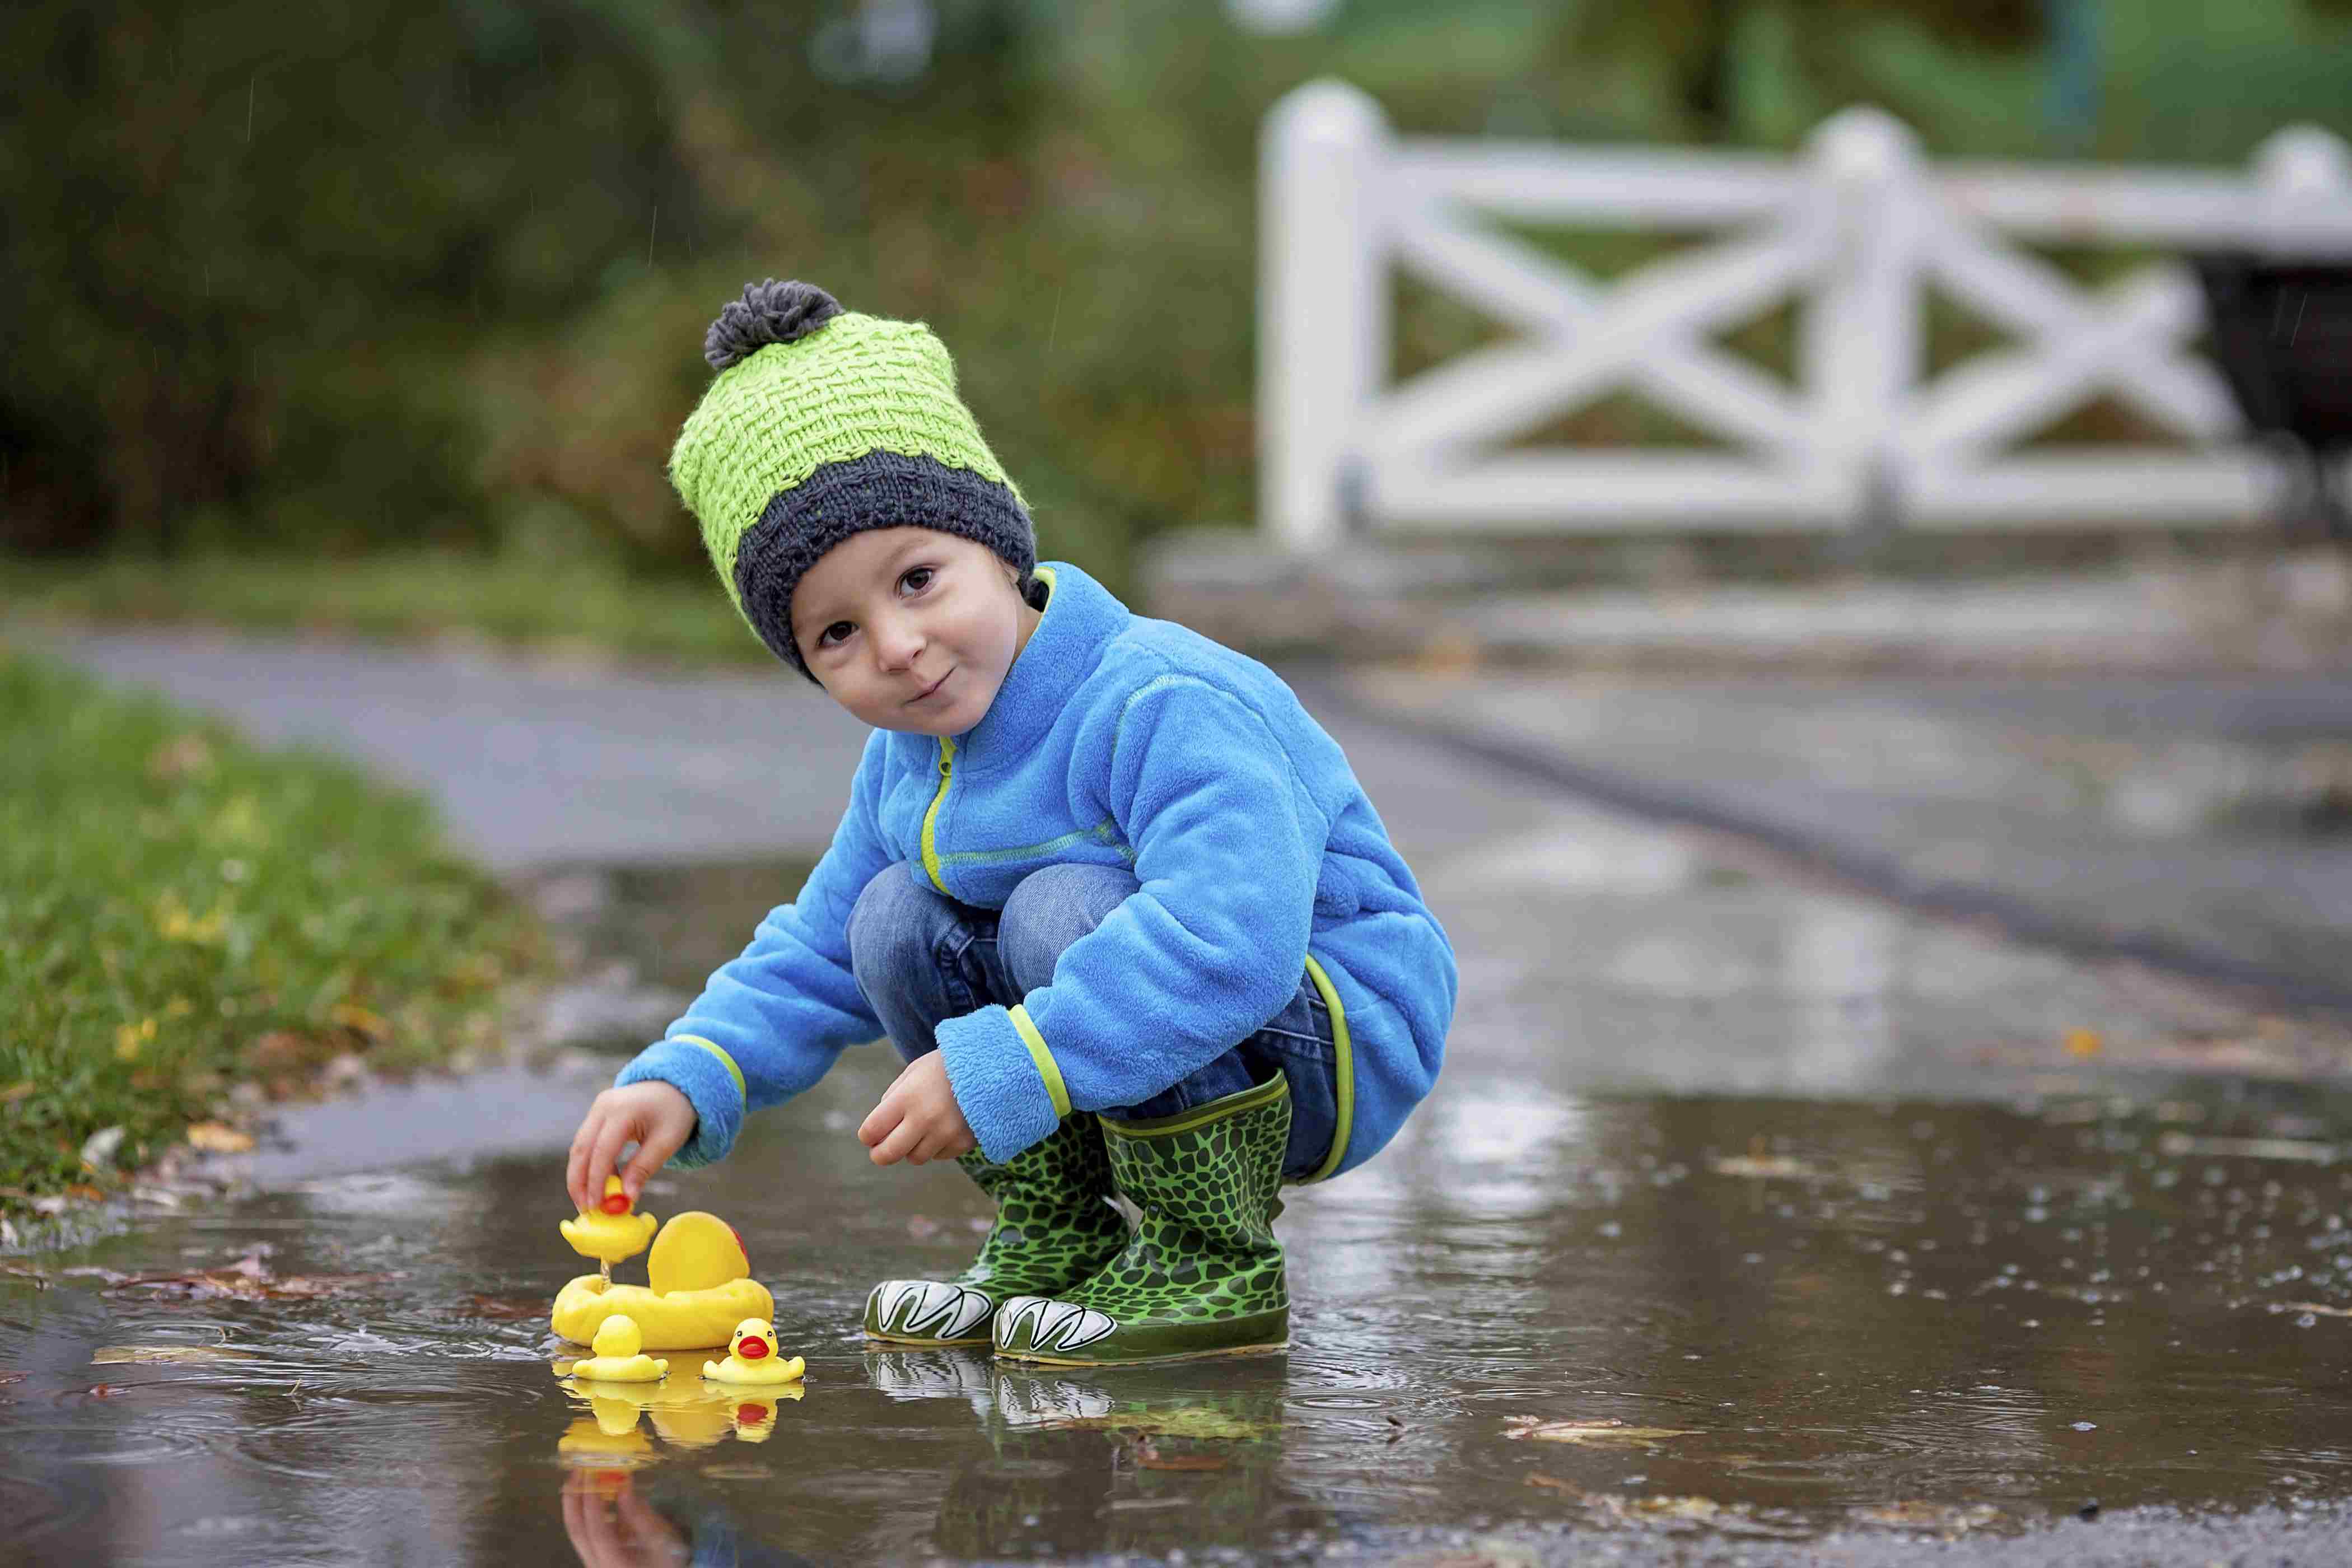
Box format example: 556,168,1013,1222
920,735,957,894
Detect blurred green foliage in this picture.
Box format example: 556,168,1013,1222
4,0,2350,603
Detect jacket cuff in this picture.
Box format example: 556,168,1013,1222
615,1035,747,1169
936,1004,1064,1163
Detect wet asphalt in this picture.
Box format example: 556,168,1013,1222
13,626,2352,1565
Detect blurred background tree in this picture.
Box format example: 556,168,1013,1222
3,0,2349,600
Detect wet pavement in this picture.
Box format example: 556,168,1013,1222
12,628,2352,1563
1328,669,2352,1014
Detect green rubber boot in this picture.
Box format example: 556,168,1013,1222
992,1075,1291,1366
864,1112,1127,1346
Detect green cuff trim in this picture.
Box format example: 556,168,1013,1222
1007,1005,1070,1119
1300,954,1354,1184
672,1035,746,1109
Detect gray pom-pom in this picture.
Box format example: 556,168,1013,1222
703,280,843,370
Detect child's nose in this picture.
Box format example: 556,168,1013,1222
872,616,925,669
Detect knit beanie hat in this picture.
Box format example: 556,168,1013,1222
669,279,1037,680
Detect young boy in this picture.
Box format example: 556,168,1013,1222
566,279,1455,1366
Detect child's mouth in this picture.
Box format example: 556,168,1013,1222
909,670,953,703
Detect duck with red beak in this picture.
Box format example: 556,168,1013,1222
703,1318,805,1386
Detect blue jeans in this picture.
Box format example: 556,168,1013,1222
847,861,1340,1179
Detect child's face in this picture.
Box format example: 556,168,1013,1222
789,528,1040,736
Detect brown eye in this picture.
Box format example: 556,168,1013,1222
902,567,934,592
817,622,853,647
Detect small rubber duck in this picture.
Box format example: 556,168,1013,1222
563,1314,668,1384
561,1176,659,1265
703,1318,804,1385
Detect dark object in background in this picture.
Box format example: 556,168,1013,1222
2194,255,2352,540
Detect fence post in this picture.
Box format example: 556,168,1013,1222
1799,108,1922,530
2254,125,2352,252
1261,78,1388,553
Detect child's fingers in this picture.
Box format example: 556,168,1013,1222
587,1116,637,1205
566,1113,604,1212
870,1110,925,1166
620,1122,683,1201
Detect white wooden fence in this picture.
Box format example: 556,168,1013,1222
1259,78,2352,550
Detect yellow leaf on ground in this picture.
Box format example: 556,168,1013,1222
329,1004,390,1042
92,1345,260,1365
0,1082,34,1105
2063,1028,2103,1058
185,1122,255,1154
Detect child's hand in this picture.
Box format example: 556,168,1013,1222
858,1053,976,1166
567,1081,696,1213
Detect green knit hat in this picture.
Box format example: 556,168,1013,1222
669,279,1036,679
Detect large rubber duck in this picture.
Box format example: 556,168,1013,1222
561,1314,668,1383
702,1318,805,1385
561,1176,660,1266
552,1210,774,1351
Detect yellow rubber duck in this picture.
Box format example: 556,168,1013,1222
561,1176,659,1266
702,1318,804,1385
561,1313,667,1384
552,1210,775,1351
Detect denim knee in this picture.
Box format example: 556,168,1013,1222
996,862,1139,994
847,864,934,997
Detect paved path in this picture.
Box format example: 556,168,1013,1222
41,629,874,869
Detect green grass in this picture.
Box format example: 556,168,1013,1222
1,552,773,670
0,643,544,1215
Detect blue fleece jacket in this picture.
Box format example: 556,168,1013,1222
615,559,1455,1178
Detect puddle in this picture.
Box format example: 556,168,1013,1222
10,1081,2352,1564
11,854,2352,1562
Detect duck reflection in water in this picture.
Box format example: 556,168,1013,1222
555,1354,802,1454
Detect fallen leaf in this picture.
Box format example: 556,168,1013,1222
103,1257,395,1302
79,1126,127,1170
2063,1028,2104,1058
1632,1495,1723,1520
0,1370,28,1385
1858,1501,2001,1533
1136,1452,1229,1472
185,1122,255,1154
0,1081,35,1104
2157,1132,2337,1164
1527,1473,1587,1495
2279,1301,2352,1318
1504,1416,1701,1449
1037,1406,1277,1441
465,1294,547,1320
328,1003,390,1043
85,1384,127,1398
701,1463,772,1481
92,1345,262,1365
1710,1155,1814,1179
